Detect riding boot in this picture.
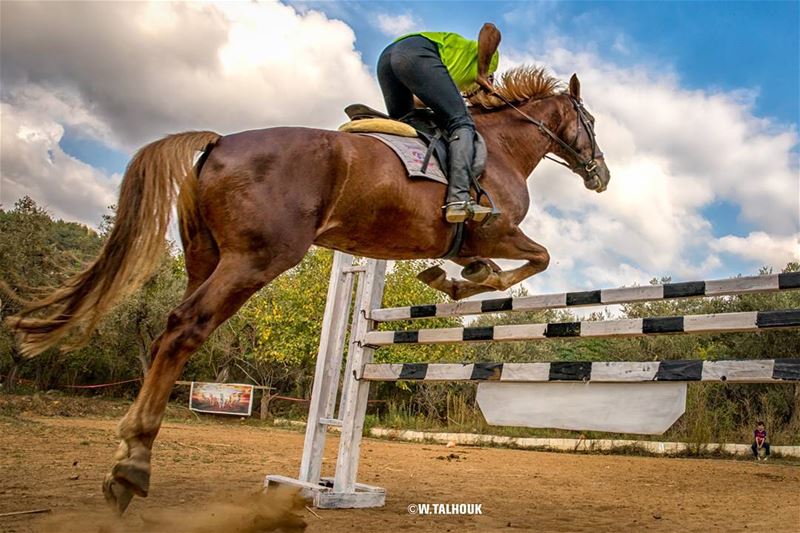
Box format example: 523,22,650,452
443,127,493,223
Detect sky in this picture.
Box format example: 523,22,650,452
1,0,798,296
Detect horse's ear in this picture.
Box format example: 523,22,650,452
569,74,581,100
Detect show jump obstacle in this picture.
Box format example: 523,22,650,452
266,252,800,508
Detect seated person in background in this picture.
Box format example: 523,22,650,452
751,421,770,461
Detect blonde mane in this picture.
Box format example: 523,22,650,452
467,65,564,109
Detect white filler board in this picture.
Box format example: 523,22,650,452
476,382,687,434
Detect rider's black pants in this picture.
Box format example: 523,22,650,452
377,35,474,136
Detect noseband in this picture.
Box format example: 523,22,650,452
489,92,603,182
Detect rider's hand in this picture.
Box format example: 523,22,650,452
477,74,495,93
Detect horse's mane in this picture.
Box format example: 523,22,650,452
467,65,564,109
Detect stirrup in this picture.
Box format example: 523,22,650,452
469,204,494,222
443,201,470,223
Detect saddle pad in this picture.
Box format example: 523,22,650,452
338,118,417,137
361,132,447,185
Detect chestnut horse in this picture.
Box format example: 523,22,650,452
8,67,610,513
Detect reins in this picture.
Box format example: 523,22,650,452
488,90,602,178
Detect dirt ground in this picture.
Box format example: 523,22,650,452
1,413,799,533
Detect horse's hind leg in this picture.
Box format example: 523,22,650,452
459,228,550,290
182,221,221,298
105,239,219,511
103,248,305,514
139,223,220,372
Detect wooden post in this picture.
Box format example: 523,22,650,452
338,265,368,417
260,391,269,421
298,252,356,485
333,259,386,497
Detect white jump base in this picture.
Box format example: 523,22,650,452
266,253,800,508
265,475,385,508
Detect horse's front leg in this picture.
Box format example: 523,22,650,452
417,258,503,300
416,224,549,299
459,226,551,290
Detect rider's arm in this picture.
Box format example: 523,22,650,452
477,23,501,90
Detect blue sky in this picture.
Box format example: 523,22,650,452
292,1,799,124
2,0,798,294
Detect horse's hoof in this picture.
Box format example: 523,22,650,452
461,262,491,284
111,460,150,497
417,266,446,287
103,474,135,515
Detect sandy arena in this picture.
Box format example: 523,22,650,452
1,414,799,533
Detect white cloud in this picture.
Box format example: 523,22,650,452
375,13,421,37
1,1,383,225
711,232,799,267
0,1,382,151
0,102,120,226
612,34,631,55
1,84,114,145
502,1,560,27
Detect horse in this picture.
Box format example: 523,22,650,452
7,66,610,513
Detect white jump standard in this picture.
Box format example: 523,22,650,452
265,253,800,508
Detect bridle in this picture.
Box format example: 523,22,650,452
489,91,604,183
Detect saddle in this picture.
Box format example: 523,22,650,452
341,104,487,183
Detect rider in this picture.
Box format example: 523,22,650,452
377,24,501,223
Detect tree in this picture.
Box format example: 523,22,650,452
0,197,102,390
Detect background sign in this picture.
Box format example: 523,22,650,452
189,382,254,416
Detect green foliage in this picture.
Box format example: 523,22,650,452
200,247,336,398
249,247,333,365
1,198,105,389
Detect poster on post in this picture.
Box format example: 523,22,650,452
189,382,254,416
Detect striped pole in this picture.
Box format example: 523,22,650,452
363,309,800,346
359,358,800,383
370,272,800,322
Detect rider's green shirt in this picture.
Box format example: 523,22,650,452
396,32,500,92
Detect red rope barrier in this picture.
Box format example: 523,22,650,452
268,394,385,404
62,378,142,389
269,395,310,403
7,378,386,403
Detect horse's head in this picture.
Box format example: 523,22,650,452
550,74,610,193
469,67,610,192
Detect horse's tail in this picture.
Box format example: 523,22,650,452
6,131,221,357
